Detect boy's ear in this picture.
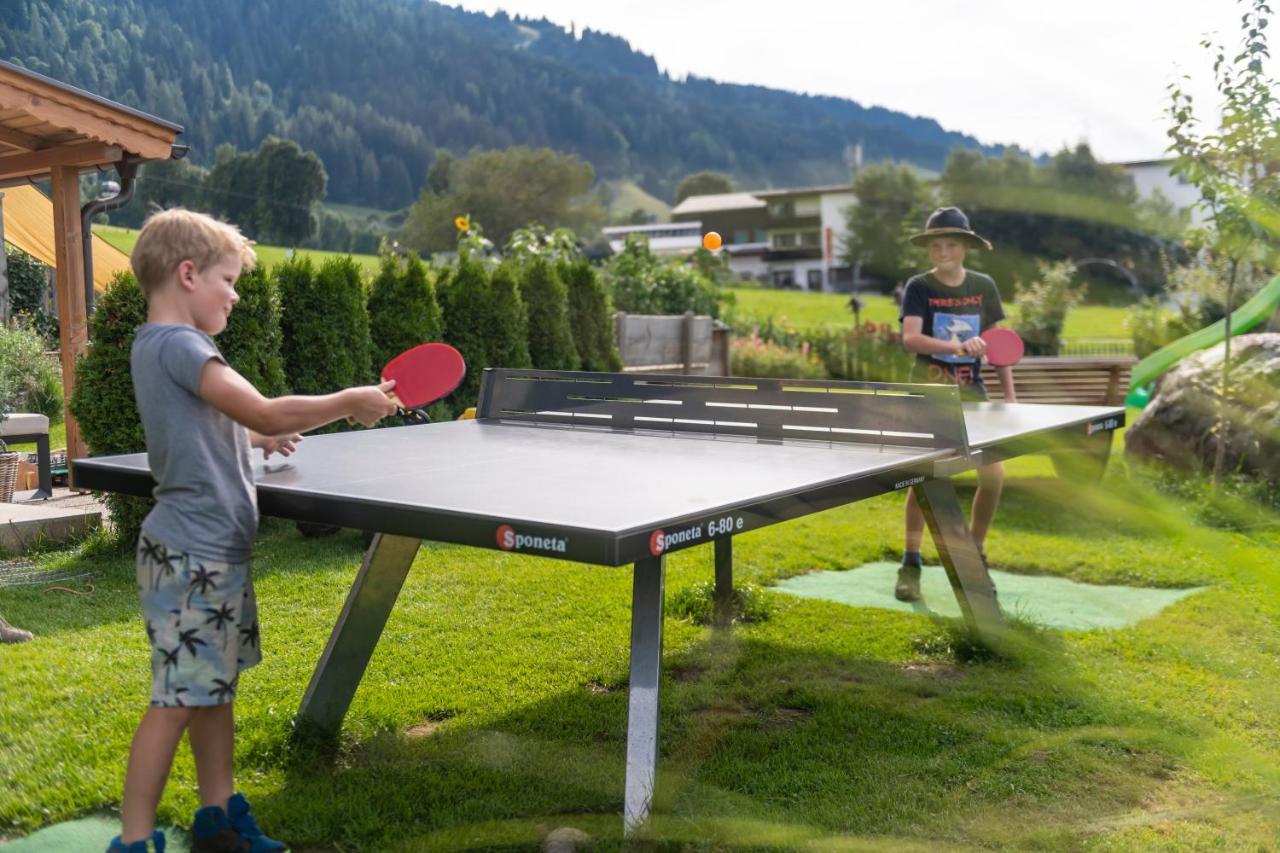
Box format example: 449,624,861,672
177,259,197,290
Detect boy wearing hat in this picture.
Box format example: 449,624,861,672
895,207,1015,602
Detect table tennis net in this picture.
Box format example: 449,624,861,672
477,369,970,451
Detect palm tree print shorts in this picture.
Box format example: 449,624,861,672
136,533,263,707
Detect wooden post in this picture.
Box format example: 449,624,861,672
614,311,628,369
680,310,695,374
51,165,89,479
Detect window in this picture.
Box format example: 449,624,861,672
734,229,750,245
772,270,796,288
755,229,768,243
801,231,820,247
775,232,797,248
807,269,823,289
769,201,794,219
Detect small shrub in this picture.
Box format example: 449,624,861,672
0,323,62,421
730,335,827,380
69,272,150,548
518,256,579,370
604,234,721,317
368,252,444,371
1012,261,1087,356
218,264,288,397
561,259,622,372
668,580,774,625
437,255,493,414
486,263,532,370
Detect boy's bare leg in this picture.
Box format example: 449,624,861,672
188,703,235,811
904,488,926,553
121,706,196,843
969,461,1005,553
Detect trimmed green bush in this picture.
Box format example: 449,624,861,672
0,323,63,422
218,264,288,397
486,263,532,371
368,252,444,370
5,246,58,346
69,271,150,548
437,256,493,414
278,256,373,411
518,257,578,370
561,259,622,371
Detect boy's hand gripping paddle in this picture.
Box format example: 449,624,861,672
379,343,467,423
978,327,1025,367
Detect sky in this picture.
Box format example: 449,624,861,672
447,0,1248,163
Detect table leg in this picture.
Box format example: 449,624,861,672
33,434,52,499
913,479,1004,631
624,554,665,836
294,533,422,737
713,536,733,626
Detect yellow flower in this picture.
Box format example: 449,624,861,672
455,215,470,232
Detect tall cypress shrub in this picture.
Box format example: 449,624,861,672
368,252,444,370
218,264,288,397
561,259,622,372
437,256,492,414
518,257,578,370
69,271,150,548
487,263,532,370
278,255,373,404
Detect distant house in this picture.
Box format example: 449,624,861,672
601,221,703,256
665,184,857,291
1117,158,1206,225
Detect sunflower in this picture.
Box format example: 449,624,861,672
455,215,470,232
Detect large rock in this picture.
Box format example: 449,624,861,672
1125,332,1280,481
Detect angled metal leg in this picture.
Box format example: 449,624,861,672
624,555,665,836
33,434,52,499
295,533,422,736
713,536,733,626
914,479,1004,631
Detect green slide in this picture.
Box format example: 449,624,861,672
1126,273,1280,408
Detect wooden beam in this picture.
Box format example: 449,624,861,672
50,165,89,478
0,80,175,160
0,124,42,151
0,141,121,181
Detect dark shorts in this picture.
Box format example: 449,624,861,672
136,533,262,707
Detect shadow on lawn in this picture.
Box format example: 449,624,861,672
255,627,1193,850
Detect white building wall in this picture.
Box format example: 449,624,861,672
1123,161,1206,225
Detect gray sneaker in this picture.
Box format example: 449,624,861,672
0,616,32,644
894,564,922,602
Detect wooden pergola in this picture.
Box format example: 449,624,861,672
0,59,183,471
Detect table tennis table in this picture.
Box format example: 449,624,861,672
74,368,1124,834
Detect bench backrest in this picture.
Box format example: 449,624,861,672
980,357,1136,405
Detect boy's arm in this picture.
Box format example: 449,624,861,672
199,360,397,435
995,364,1016,402
901,316,987,357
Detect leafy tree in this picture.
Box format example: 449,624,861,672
841,162,933,285
1166,0,1280,484
217,264,288,397
562,259,622,371
401,147,603,252
675,171,733,203
204,136,327,245
68,271,150,547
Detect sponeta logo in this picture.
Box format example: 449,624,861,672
649,525,701,556
496,524,567,553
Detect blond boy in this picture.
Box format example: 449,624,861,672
111,210,397,853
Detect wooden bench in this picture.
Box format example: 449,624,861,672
980,356,1136,406
1,413,53,500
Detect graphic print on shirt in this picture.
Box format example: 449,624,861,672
932,312,980,364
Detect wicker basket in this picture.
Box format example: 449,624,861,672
0,451,18,503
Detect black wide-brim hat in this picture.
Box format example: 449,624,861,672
908,206,992,250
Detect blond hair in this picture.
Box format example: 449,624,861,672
131,209,257,296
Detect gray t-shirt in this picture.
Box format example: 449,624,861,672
131,324,257,562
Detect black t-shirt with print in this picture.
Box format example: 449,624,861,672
898,270,1005,390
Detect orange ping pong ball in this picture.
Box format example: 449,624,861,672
702,231,722,251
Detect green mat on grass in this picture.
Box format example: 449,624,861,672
774,561,1205,630
1,817,189,852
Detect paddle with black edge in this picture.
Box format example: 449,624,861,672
979,327,1025,367
378,342,467,424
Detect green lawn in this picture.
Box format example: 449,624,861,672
2,446,1278,849
93,225,383,277
726,287,1136,342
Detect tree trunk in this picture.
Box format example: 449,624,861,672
1212,258,1239,488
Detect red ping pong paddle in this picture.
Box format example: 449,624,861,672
380,342,467,409
979,327,1024,367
